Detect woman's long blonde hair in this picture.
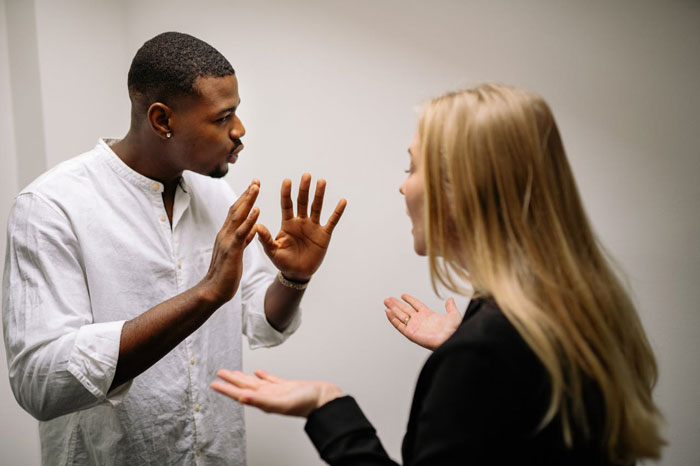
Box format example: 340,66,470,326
421,84,664,463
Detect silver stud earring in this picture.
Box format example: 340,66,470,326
166,132,172,139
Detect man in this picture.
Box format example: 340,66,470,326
2,32,346,465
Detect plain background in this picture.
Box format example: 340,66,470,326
1,1,698,464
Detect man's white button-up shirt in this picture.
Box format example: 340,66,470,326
2,139,301,465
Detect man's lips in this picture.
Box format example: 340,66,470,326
227,143,244,162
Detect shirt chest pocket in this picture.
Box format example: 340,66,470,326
190,247,245,310
183,247,214,285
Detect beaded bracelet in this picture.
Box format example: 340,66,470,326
277,271,310,290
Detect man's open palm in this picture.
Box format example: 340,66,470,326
256,173,346,282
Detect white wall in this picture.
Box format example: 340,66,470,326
4,0,46,189
2,1,699,465
1,0,42,464
33,0,130,167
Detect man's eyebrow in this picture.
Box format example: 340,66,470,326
217,100,241,114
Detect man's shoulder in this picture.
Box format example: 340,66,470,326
20,143,104,199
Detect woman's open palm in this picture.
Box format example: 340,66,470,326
384,294,463,350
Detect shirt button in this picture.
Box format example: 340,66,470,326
159,214,166,222
195,449,201,457
152,182,160,192
178,261,182,269
190,357,195,365
194,403,200,412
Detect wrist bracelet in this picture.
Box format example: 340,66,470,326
277,271,310,290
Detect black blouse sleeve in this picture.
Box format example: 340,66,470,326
305,395,399,465
407,345,523,465
303,343,528,465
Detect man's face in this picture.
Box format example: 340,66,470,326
168,74,245,178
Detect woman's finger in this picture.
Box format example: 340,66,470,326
445,297,459,314
401,294,429,313
385,308,410,335
211,383,282,415
254,369,284,383
385,296,416,315
216,369,263,389
240,392,288,415
384,300,411,326
211,380,249,402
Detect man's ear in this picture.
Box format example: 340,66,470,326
147,102,172,140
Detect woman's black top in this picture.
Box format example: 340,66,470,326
304,297,621,465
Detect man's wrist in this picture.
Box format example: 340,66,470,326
277,271,311,290
194,281,228,308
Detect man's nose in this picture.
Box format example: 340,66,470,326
231,116,246,139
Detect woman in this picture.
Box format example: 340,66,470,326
211,84,665,465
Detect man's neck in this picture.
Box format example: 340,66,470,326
112,132,180,226
112,131,182,189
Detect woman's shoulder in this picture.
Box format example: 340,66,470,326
439,297,528,354
406,298,553,456
424,297,549,409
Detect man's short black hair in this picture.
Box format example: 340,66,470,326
128,31,234,105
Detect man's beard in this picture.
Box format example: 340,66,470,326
208,164,229,179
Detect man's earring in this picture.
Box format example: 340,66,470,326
166,132,172,139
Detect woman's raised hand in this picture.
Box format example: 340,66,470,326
384,294,462,350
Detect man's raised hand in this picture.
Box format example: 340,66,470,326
199,180,261,305
256,173,346,282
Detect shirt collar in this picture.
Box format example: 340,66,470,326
97,138,188,194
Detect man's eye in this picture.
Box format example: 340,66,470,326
217,115,231,123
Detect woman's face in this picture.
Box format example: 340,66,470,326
400,130,427,256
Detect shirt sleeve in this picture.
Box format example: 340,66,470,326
239,234,301,349
2,193,130,421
